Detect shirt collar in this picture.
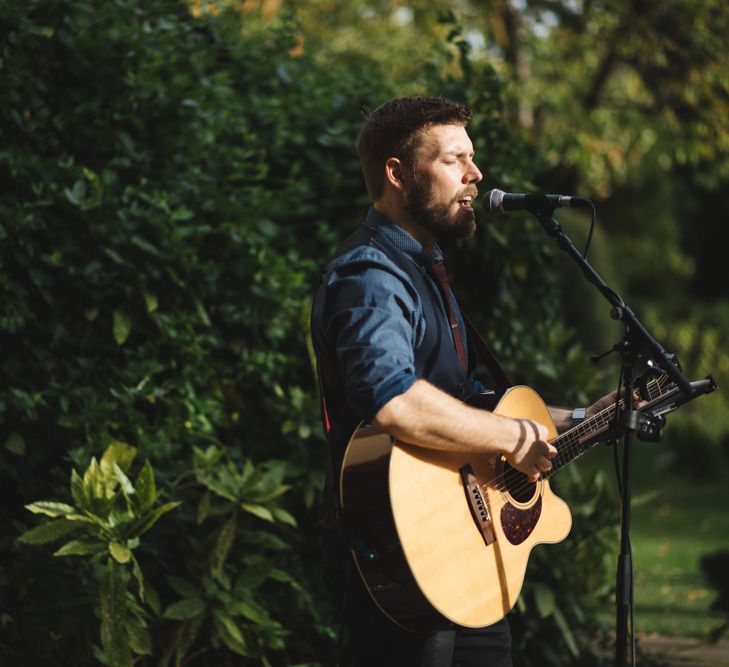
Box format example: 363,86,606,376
363,207,443,265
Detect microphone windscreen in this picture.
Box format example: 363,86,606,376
482,189,506,216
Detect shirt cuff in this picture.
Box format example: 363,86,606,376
361,370,417,421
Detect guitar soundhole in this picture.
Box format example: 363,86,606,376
502,463,536,504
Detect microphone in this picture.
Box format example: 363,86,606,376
483,189,591,216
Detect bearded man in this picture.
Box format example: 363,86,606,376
311,96,613,666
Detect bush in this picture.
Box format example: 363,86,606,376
1,1,620,664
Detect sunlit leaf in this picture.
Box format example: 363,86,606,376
25,501,75,517
109,541,132,564
54,539,104,557
271,507,297,527
18,518,83,545
113,309,132,346
240,503,274,523
101,442,137,475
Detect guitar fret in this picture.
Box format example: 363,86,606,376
544,374,675,481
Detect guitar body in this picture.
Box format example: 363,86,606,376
339,385,573,632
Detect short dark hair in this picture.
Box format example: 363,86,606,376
356,96,473,199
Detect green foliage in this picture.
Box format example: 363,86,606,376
19,443,176,667
0,0,370,663
20,442,178,561
512,466,620,664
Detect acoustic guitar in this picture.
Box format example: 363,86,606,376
339,374,673,633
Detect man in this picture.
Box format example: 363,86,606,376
311,96,616,666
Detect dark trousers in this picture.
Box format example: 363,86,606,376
323,526,512,667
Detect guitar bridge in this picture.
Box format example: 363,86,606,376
459,464,496,546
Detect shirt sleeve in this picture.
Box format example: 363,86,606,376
321,246,422,421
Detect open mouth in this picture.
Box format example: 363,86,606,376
457,195,474,209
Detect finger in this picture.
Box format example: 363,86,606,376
538,457,552,472
543,441,558,458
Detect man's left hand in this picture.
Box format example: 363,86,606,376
587,389,642,418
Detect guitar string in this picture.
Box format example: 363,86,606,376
479,374,669,519
482,374,672,505
487,374,670,503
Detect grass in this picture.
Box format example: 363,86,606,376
572,442,729,638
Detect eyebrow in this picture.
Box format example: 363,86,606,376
443,147,475,157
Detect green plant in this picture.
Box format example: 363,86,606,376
19,442,178,666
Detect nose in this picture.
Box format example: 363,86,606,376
465,158,483,184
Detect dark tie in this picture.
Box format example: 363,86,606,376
429,259,468,372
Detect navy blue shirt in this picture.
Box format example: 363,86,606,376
312,207,469,422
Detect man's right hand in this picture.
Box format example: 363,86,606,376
505,419,556,483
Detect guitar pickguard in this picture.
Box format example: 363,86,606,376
500,498,542,545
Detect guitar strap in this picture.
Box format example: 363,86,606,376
461,309,514,393
315,360,343,529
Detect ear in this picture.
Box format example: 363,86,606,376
384,157,407,193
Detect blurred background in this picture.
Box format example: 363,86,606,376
1,1,727,665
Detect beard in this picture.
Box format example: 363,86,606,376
404,172,476,242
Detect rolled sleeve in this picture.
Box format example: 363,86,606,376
322,247,422,420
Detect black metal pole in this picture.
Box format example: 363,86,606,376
615,357,636,667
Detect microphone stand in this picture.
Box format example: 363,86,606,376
528,207,692,667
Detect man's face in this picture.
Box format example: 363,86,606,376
403,124,483,242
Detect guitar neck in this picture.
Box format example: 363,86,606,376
543,375,671,479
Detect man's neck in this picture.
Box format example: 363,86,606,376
372,200,437,250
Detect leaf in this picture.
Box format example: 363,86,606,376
131,554,145,602
113,309,132,346
167,577,198,599
54,539,104,557
212,608,249,656
133,501,180,536
18,518,84,545
174,613,205,667
196,490,212,525
239,531,290,551
145,580,161,617
271,507,297,527
4,431,25,455
232,599,278,627
240,503,274,523
534,583,556,618
199,476,237,502
135,461,156,511
163,598,206,620
109,541,132,564
101,442,137,476
25,501,76,517
143,291,158,313
553,605,579,657
100,559,132,667
130,234,159,256
212,514,237,577
126,616,152,655
113,463,135,497
64,179,86,206
71,469,88,510
82,458,105,502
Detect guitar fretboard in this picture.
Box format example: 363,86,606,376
542,374,672,479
